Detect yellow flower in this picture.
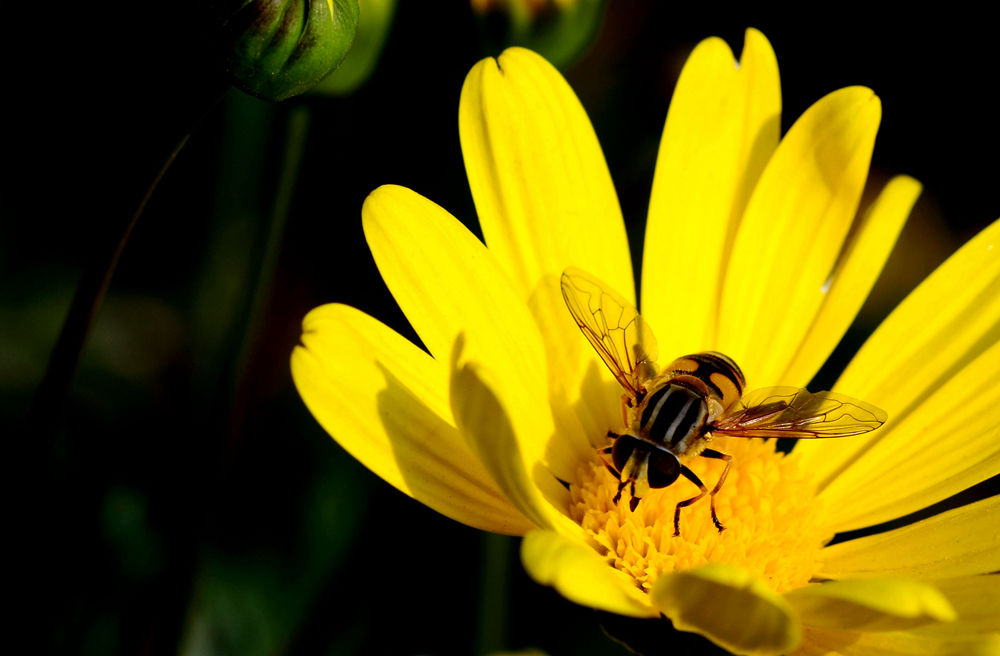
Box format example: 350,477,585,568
292,30,1000,655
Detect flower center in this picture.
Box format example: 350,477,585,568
568,437,830,594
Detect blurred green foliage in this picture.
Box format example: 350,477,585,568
473,0,607,69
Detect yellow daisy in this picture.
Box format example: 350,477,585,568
292,29,1000,655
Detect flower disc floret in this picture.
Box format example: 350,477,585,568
570,436,830,595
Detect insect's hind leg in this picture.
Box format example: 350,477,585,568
700,448,732,533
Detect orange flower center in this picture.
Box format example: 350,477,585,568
568,436,831,594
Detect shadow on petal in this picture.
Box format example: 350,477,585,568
375,361,536,535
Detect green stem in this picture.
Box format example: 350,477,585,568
174,102,312,655
31,131,191,441
476,532,513,655
226,102,311,447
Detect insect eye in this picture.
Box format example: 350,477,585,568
647,451,680,489
612,437,637,472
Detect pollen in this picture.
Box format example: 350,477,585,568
568,437,831,595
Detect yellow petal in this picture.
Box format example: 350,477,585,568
818,495,1000,580
913,574,1000,637
363,184,588,480
519,529,656,618
527,275,621,453
642,28,780,356
450,344,583,537
786,578,955,632
815,339,1000,532
780,175,921,385
459,47,634,451
291,304,534,535
459,46,633,303
797,626,1000,655
651,563,802,655
798,216,1000,491
718,86,881,387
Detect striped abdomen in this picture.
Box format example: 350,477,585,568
662,351,745,411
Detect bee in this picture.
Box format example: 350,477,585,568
560,267,886,536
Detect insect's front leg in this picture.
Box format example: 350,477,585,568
599,432,621,479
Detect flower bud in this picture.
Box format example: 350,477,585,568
219,0,360,101
311,0,397,95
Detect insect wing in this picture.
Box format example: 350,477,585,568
712,387,887,439
560,267,658,397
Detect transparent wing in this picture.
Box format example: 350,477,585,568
560,267,658,398
712,386,887,439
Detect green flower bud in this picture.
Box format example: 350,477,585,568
219,0,360,102
312,0,397,96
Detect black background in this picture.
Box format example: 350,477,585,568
9,2,997,654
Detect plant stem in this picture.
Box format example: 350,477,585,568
31,131,191,442
226,103,312,449
476,532,513,655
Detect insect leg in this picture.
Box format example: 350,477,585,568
673,466,711,537
620,395,631,426
599,458,619,479
700,448,732,533
599,433,620,478
628,481,640,512
612,479,628,505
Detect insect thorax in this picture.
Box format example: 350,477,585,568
635,378,711,456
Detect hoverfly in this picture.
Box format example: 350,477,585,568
560,267,886,536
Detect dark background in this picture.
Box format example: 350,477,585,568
8,3,996,654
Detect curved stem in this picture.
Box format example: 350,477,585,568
31,131,191,442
